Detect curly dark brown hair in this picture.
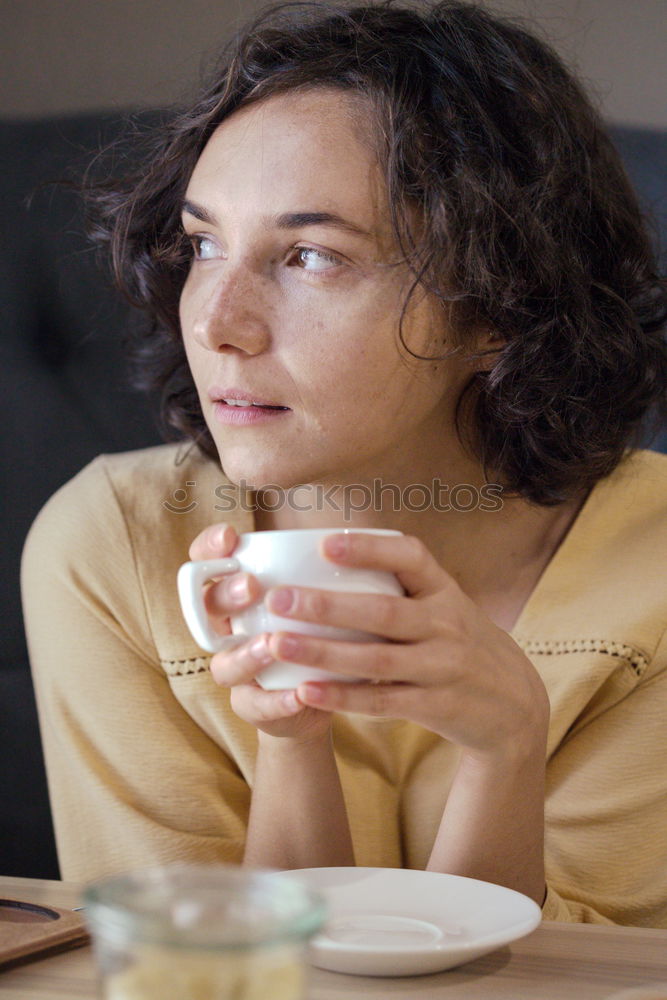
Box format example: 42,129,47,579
87,0,667,505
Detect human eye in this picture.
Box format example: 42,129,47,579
291,246,341,273
187,233,222,261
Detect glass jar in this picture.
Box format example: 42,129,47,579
84,864,326,1000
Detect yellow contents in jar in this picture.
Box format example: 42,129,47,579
103,945,305,1000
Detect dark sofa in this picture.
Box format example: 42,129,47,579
1,113,666,879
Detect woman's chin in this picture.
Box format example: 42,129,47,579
216,458,313,495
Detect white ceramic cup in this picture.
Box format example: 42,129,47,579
177,528,404,690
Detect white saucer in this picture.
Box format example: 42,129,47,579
290,867,541,977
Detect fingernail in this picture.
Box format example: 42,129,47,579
279,634,301,658
209,654,227,686
208,524,229,552
227,574,250,605
300,682,325,704
267,587,294,614
324,534,348,558
249,635,272,664
282,690,300,712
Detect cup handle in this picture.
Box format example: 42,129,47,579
177,558,243,653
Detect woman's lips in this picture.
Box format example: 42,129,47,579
211,400,292,425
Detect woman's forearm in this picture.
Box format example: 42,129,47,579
243,730,355,870
427,731,547,906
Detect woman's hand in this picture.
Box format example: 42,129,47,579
257,530,550,763
188,524,333,744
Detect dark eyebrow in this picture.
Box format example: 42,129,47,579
182,199,217,225
272,211,373,240
181,200,373,240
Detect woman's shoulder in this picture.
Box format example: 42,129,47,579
557,447,667,559
52,441,221,516
24,441,256,591
585,448,667,549
514,448,667,670
609,446,667,495
27,441,254,545
22,442,255,660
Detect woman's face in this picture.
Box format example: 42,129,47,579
180,88,470,491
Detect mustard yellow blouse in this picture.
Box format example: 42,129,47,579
21,443,667,926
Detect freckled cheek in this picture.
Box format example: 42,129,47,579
297,335,378,404
179,309,198,369
178,284,198,345
178,298,212,401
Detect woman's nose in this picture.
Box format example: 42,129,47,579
190,265,271,356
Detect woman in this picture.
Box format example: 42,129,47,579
22,1,667,926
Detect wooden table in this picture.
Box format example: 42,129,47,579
2,876,667,999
